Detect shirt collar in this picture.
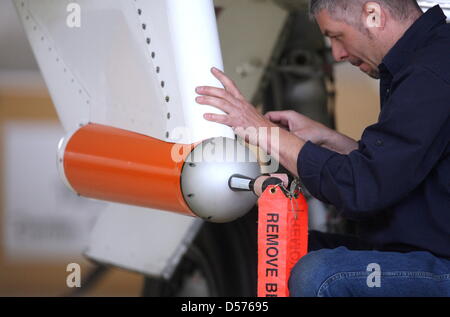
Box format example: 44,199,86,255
380,5,447,75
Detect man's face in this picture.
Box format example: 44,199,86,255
316,10,381,79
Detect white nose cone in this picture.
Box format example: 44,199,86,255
181,137,261,223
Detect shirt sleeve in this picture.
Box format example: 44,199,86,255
297,66,450,220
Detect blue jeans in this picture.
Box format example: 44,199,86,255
289,231,450,297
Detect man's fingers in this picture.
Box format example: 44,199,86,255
211,67,244,100
203,113,231,126
265,112,280,122
196,96,234,114
265,111,291,121
196,86,239,106
265,111,291,129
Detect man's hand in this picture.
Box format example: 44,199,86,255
266,110,359,155
265,110,333,145
196,67,274,145
196,67,281,153
196,67,305,176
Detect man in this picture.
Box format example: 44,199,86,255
196,0,450,296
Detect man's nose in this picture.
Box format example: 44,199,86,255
331,41,349,62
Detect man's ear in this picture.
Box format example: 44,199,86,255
363,2,385,29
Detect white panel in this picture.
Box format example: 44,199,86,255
14,0,234,144
164,0,230,142
14,0,91,132
85,204,202,279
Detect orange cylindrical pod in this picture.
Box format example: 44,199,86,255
59,123,195,216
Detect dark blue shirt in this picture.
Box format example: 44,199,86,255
298,6,450,258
